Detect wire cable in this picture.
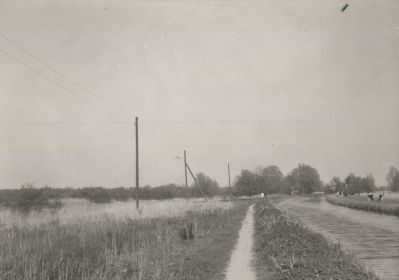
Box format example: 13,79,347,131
0,47,127,120
0,32,132,118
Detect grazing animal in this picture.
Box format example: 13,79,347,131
368,193,374,201
337,192,348,197
260,193,265,200
368,193,384,202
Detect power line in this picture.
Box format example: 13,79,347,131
0,32,131,118
142,119,399,124
0,47,127,120
138,126,181,158
0,120,131,124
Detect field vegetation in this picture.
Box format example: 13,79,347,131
0,199,250,280
4,164,396,215
0,173,220,213
254,201,378,280
326,194,399,216
0,183,62,214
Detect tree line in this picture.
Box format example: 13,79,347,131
0,173,220,212
233,164,399,196
234,163,323,196
1,165,398,213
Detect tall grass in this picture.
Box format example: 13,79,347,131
0,199,249,280
254,201,378,280
326,195,399,216
0,197,232,228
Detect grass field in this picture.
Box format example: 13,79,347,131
326,194,399,216
0,198,250,280
0,197,233,228
254,201,378,280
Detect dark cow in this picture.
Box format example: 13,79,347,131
368,193,384,201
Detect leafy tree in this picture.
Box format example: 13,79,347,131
3,183,62,213
386,166,399,192
233,169,258,196
391,175,399,192
285,164,322,194
344,173,376,194
325,177,345,194
362,174,376,193
193,173,219,196
255,165,284,194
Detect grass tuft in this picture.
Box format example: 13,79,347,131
253,201,379,280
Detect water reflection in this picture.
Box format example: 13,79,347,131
279,197,399,280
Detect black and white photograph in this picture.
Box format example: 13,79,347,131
1,0,398,279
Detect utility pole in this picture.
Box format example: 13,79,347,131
135,116,139,210
228,163,231,189
184,150,188,199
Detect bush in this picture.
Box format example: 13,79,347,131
81,187,112,203
1,183,62,214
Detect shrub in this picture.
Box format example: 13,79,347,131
1,183,62,214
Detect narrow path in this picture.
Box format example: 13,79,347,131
224,204,256,280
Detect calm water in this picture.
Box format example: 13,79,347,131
278,196,399,280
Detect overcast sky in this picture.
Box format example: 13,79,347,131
1,0,398,189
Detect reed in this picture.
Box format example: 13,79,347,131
0,199,250,280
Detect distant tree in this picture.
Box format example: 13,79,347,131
280,178,293,194
391,175,399,192
111,187,130,201
325,177,345,194
285,164,322,194
386,166,399,192
362,174,376,193
82,187,112,203
344,173,376,194
234,169,257,196
255,165,284,194
193,173,219,196
3,183,62,213
345,173,361,194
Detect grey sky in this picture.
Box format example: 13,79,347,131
1,0,398,188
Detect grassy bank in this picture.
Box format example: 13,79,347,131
254,201,378,280
326,195,399,216
0,201,250,280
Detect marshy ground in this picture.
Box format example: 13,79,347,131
0,198,251,280
0,195,391,280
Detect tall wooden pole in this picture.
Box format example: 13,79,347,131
228,163,231,189
184,150,188,199
135,116,139,210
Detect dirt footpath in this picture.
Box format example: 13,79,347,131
224,204,256,280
